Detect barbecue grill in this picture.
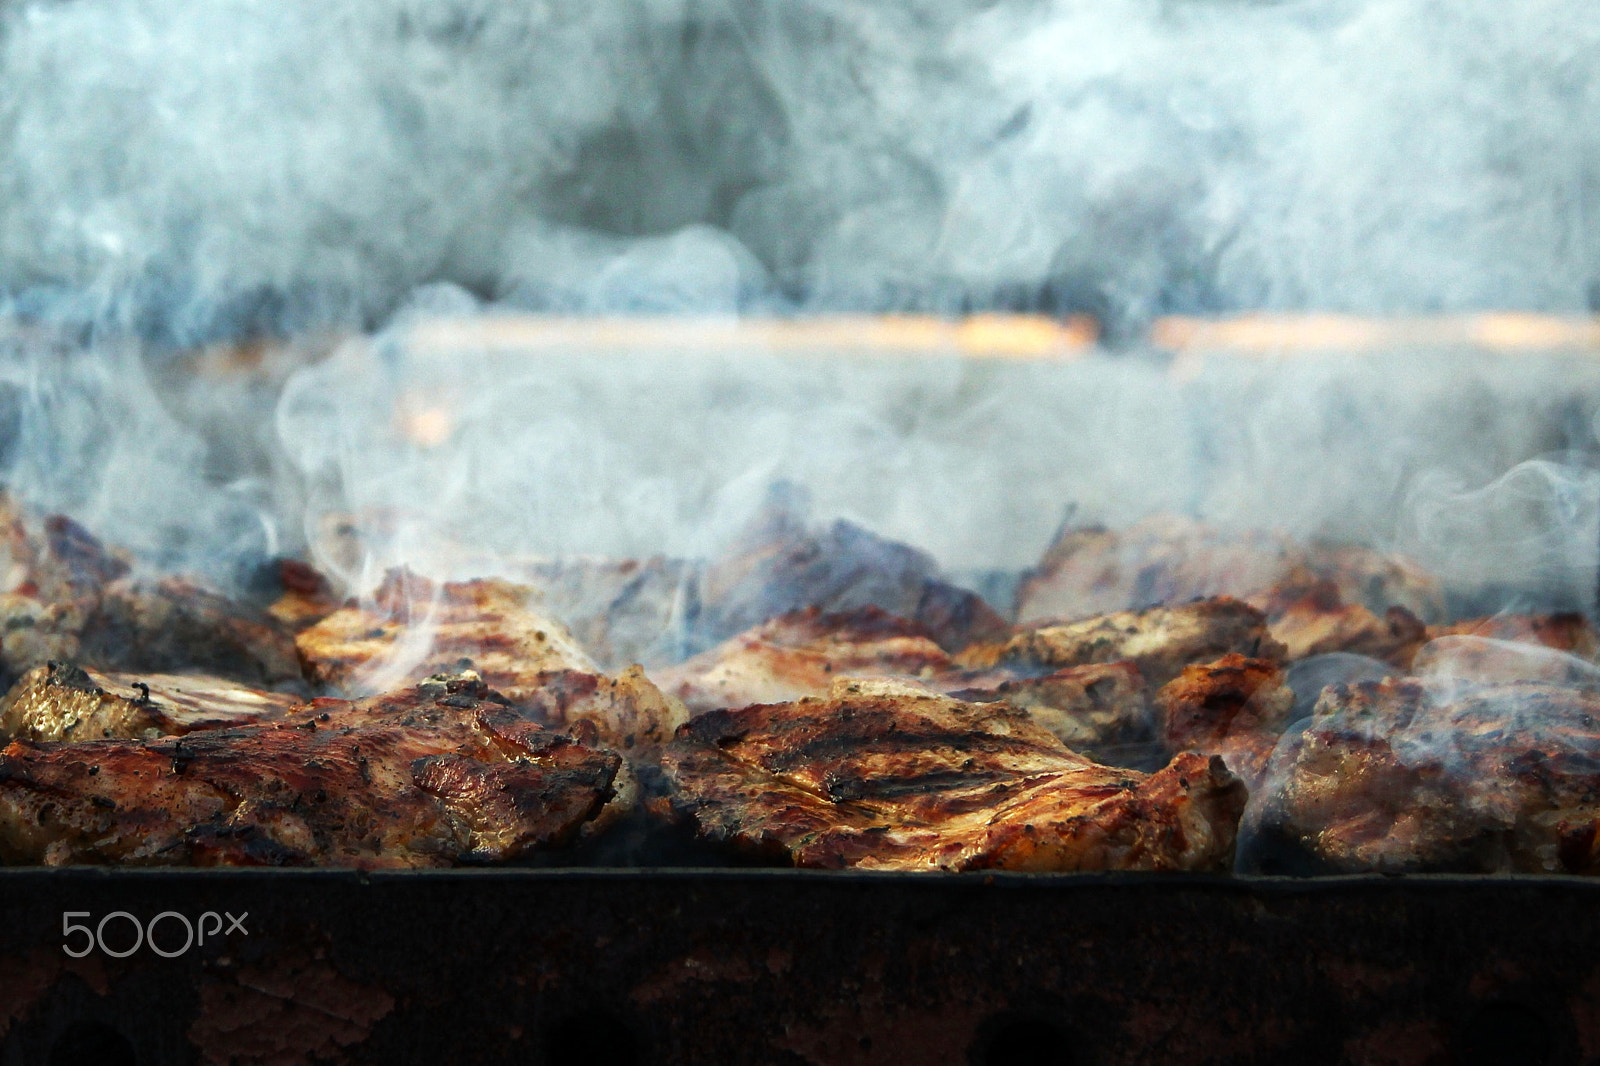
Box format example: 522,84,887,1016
5,0,1600,1060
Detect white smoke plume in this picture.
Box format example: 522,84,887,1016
0,0,1596,340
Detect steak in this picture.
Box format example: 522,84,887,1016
0,661,300,743
0,672,621,867
1241,677,1600,875
657,688,1246,871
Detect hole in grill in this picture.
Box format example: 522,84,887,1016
970,1012,1079,1066
1457,1001,1555,1066
542,1008,641,1066
48,1020,136,1066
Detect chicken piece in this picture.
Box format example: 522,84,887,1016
1154,655,1294,789
0,672,621,867
1241,677,1600,875
0,662,300,743
958,597,1285,688
947,661,1154,766
516,666,688,754
655,607,955,715
1016,514,1444,625
0,494,301,687
656,691,1246,872
1262,574,1429,668
296,569,596,700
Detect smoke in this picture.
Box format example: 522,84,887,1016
0,0,1597,340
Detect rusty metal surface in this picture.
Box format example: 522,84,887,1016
1,869,1597,1066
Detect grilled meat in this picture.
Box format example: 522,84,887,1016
1428,613,1599,660
0,672,621,867
694,486,1008,655
514,555,695,671
1154,655,1294,790
657,690,1246,871
0,661,300,743
958,597,1285,688
656,607,954,715
1261,573,1428,667
655,607,1153,763
1017,514,1443,624
265,558,343,631
946,661,1153,765
296,569,597,700
1241,677,1600,875
0,494,300,687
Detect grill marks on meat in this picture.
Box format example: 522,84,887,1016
958,597,1285,688
297,569,597,700
653,607,1154,764
0,674,620,867
1242,678,1600,875
0,494,300,687
1154,655,1294,790
658,692,1246,871
656,607,955,715
0,662,300,743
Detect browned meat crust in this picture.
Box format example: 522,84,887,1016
1262,573,1429,667
266,559,343,631
0,662,301,743
0,673,621,867
296,569,597,700
1017,514,1443,625
695,490,1008,655
655,607,954,715
657,692,1246,871
957,597,1285,688
1154,655,1294,790
948,661,1152,763
653,608,1152,763
0,495,300,687
1428,613,1599,660
1243,678,1600,875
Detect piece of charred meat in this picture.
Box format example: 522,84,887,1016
692,485,1009,655
1428,613,1599,660
656,689,1246,872
946,661,1154,767
958,597,1286,688
1260,572,1429,668
297,569,597,700
654,607,1154,764
656,606,955,715
0,661,300,743
1016,514,1443,625
264,559,343,631
1154,655,1294,790
0,673,621,867
1241,677,1600,875
0,493,301,688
